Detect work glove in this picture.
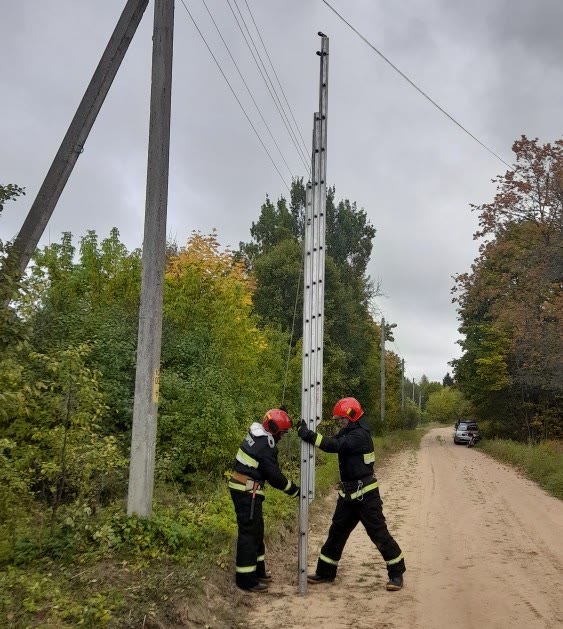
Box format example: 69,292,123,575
285,481,300,498
297,419,316,444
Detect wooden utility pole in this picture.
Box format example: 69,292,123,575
401,358,405,412
298,32,329,596
4,0,149,279
127,0,175,518
380,317,386,424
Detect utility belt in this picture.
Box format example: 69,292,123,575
338,475,378,502
229,471,265,495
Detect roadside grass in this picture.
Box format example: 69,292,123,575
0,427,425,627
375,426,426,456
479,438,563,500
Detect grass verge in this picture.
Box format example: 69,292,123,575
479,438,563,500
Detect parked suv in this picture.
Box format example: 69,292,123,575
453,420,481,445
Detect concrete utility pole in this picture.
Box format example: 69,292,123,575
412,378,415,401
401,358,405,412
127,0,174,518
299,32,329,596
4,0,149,279
380,316,386,424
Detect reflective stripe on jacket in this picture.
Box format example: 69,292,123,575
232,422,296,494
313,420,376,482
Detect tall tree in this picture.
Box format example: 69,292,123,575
0,184,27,352
442,372,454,387
453,136,563,440
238,180,379,414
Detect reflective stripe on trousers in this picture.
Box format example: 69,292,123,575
316,487,405,579
230,489,265,588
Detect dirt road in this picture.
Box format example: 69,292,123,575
247,427,563,629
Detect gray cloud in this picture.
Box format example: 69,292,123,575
2,0,562,383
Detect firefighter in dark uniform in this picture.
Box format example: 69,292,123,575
298,397,405,591
229,408,299,593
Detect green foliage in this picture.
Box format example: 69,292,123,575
0,181,428,627
0,435,35,564
0,565,120,627
0,344,127,529
0,183,28,353
239,180,387,413
480,439,563,499
374,426,426,456
400,398,422,429
251,238,303,333
26,228,142,432
0,406,426,627
159,232,289,478
442,372,454,387
425,387,474,424
325,187,376,277
0,183,25,211
157,365,240,477
453,136,563,440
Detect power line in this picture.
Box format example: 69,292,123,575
228,0,311,174
281,245,304,406
199,0,294,179
320,0,514,171
243,0,311,162
179,0,291,193
231,0,311,173
226,0,312,175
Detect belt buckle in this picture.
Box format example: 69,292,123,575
245,479,255,490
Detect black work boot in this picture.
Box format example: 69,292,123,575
307,574,335,584
258,571,272,582
386,575,403,591
238,582,269,593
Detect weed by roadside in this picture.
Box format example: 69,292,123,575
479,438,563,500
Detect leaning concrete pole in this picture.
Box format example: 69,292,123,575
298,32,328,596
127,0,174,518
5,0,149,279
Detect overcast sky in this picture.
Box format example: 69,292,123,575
2,0,562,383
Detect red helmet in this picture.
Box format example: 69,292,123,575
332,397,364,422
262,408,292,435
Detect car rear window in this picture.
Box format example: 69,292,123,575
458,423,478,431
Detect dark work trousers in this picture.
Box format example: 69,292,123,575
230,489,267,588
316,488,405,579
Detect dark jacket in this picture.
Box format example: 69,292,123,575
232,422,298,495
308,420,375,482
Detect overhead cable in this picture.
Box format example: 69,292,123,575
200,0,294,179
227,0,312,175
231,0,311,172
320,0,514,171
243,0,311,164
179,0,291,192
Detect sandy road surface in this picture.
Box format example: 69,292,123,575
247,427,563,629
